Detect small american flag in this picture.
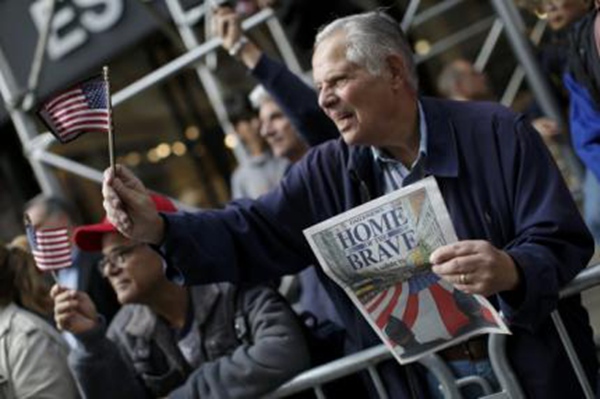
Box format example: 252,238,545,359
37,75,110,143
25,223,72,271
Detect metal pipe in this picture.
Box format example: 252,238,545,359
0,46,61,196
112,8,274,107
136,0,187,53
34,149,198,212
551,311,595,399
489,0,564,126
264,345,392,398
500,18,547,107
401,0,421,31
455,375,492,394
552,263,600,398
411,0,464,28
474,19,503,72
500,66,526,106
180,3,206,26
415,17,495,64
313,386,326,399
418,354,463,398
35,150,104,182
488,334,525,399
265,15,303,75
366,365,389,399
560,264,600,298
164,0,244,162
23,0,57,111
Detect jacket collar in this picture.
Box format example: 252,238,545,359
124,285,222,338
347,96,459,182
420,97,459,178
189,284,222,326
0,303,16,336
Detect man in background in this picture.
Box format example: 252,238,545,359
227,95,289,199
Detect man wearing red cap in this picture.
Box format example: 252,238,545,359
51,194,309,399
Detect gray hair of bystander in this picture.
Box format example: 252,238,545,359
314,11,419,91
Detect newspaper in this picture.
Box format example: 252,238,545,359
303,176,509,364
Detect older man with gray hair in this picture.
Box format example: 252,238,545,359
101,11,596,399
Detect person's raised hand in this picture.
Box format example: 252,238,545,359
213,6,243,51
51,285,99,334
430,240,520,297
102,164,164,244
213,6,262,68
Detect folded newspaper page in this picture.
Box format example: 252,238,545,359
303,176,509,364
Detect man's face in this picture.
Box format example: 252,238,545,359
312,30,402,147
544,0,589,31
235,116,264,148
26,204,69,231
100,233,164,305
454,60,492,101
259,99,306,160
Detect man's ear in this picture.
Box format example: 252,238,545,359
386,54,408,90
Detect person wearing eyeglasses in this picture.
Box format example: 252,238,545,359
50,194,309,399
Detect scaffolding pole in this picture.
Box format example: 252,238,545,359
0,45,61,196
489,0,564,126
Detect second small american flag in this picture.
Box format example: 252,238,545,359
26,223,73,271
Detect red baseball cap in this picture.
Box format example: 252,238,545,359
74,194,177,252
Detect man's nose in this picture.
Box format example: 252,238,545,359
260,123,273,138
106,263,122,277
318,88,336,110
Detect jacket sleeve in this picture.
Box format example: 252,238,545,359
169,286,310,398
7,325,80,399
564,72,600,182
251,54,339,146
160,141,345,287
230,168,246,200
162,178,316,286
497,114,594,331
68,321,149,399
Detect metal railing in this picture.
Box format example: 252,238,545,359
266,264,600,398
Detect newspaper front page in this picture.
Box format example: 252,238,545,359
303,177,509,364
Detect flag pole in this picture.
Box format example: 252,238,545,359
103,65,116,175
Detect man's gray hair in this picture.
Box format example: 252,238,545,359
314,11,418,90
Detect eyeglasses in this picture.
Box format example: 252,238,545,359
97,243,145,275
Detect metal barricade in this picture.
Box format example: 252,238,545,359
266,264,600,398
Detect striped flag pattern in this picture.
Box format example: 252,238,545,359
365,274,471,346
26,224,72,271
37,75,110,143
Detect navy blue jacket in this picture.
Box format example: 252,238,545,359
162,98,597,398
